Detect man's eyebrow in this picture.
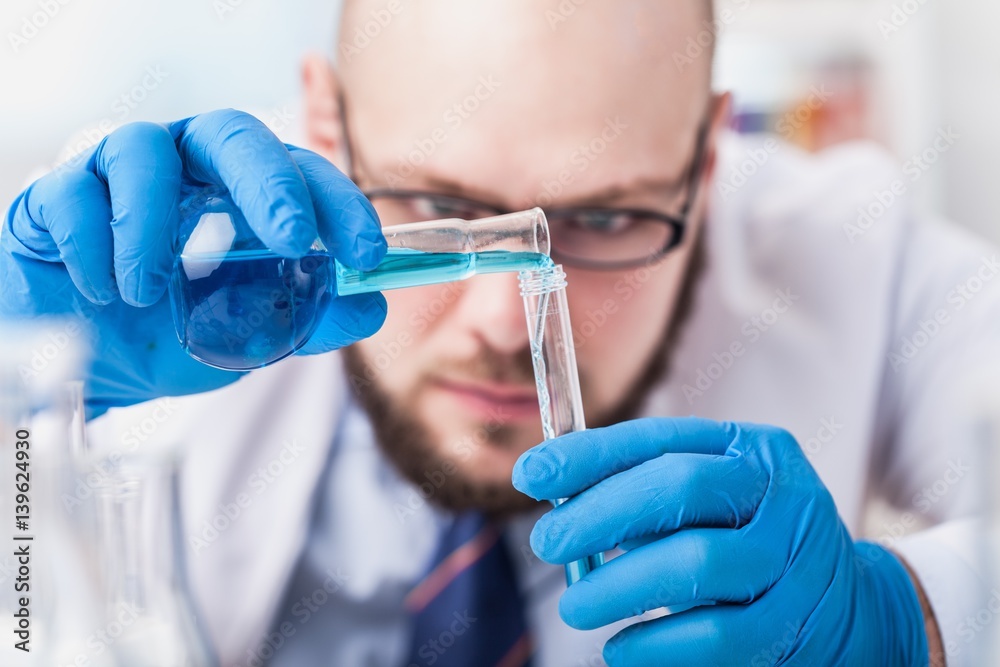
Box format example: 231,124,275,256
557,176,688,207
419,173,688,208
419,174,504,203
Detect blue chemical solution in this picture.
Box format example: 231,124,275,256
335,249,553,296
169,249,333,370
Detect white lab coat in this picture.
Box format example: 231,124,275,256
90,132,999,666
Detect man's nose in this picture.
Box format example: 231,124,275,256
456,272,530,355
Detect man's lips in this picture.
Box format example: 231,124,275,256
431,377,539,418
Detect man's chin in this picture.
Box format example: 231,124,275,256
408,452,542,518
341,349,543,516
426,430,528,483
394,416,544,516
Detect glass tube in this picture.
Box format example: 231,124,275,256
519,266,605,585
334,208,550,295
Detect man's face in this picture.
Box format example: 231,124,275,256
325,0,719,512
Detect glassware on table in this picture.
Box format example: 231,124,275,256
0,324,117,666
93,450,218,667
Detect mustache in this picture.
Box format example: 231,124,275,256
424,345,537,386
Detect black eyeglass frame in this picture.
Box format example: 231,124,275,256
340,94,711,271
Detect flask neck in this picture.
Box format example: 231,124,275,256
381,208,550,257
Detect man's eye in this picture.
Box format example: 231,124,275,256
410,198,481,220
566,212,637,234
409,198,449,218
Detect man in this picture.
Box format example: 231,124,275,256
2,0,996,665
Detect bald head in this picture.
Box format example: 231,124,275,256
338,0,715,91
333,0,716,210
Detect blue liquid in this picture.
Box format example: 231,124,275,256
335,248,553,295
169,247,547,370
169,249,333,370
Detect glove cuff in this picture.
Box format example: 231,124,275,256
854,541,930,666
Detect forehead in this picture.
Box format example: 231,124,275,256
339,1,709,206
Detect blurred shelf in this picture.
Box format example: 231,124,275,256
713,0,948,214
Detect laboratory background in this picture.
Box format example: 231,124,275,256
1,0,1000,664
1,0,999,247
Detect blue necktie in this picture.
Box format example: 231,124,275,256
404,512,534,667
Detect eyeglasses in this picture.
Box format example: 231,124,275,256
341,98,709,270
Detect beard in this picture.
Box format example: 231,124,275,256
341,235,706,517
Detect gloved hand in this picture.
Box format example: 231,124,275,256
1,109,387,417
512,418,929,666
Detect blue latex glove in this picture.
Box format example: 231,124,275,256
512,418,929,666
1,109,387,416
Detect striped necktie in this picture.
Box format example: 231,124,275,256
403,512,534,667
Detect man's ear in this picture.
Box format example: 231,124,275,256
687,91,731,227
703,91,733,182
302,52,350,171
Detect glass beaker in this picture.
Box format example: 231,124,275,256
169,186,550,370
0,324,117,666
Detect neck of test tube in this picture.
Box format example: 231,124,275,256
334,208,550,296
519,264,605,585
519,265,585,438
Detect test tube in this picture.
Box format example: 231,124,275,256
334,208,550,295
519,265,605,585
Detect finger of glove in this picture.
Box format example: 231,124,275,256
7,169,118,304
530,453,763,563
602,604,756,667
618,535,662,552
92,122,181,306
559,528,782,630
513,417,737,501
172,110,318,259
288,145,386,271
296,291,388,354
